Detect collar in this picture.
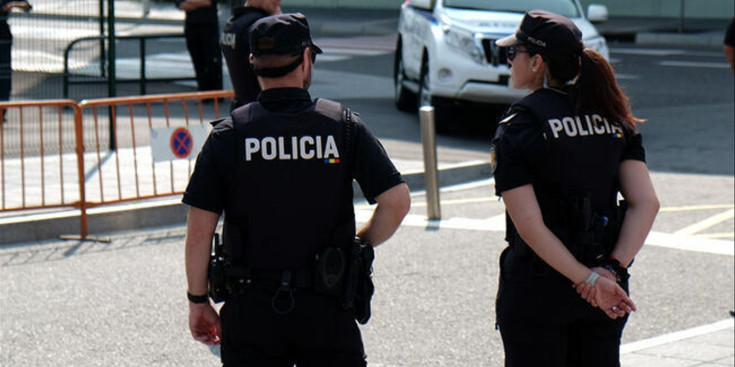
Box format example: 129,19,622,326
257,88,313,113
232,6,268,17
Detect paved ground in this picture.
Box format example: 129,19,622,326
1,5,734,367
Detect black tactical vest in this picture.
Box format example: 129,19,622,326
221,99,356,270
500,88,632,256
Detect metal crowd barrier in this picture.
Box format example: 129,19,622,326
0,90,233,240
63,34,197,99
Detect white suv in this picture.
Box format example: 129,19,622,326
394,0,609,129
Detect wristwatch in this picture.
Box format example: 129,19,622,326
599,258,629,283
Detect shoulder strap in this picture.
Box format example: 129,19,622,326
342,107,356,178
315,98,356,176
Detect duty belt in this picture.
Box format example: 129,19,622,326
226,266,316,314
226,266,315,290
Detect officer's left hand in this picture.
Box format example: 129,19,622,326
573,266,617,306
177,0,195,11
189,303,222,345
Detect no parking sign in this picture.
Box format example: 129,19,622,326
150,125,209,162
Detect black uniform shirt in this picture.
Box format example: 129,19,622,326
220,6,269,108
492,88,645,217
183,88,404,269
725,17,735,47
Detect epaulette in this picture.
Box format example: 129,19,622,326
498,113,518,125
210,118,233,133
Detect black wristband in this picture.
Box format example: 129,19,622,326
599,263,621,283
187,291,209,304
599,258,629,282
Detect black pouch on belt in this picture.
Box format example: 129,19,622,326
315,246,346,296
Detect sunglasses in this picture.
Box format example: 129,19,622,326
507,46,531,61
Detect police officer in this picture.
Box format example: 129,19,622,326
183,13,410,366
177,0,223,91
724,16,735,73
490,11,659,366
0,0,31,101
220,0,282,111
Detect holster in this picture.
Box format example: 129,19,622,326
509,197,628,268
341,237,375,325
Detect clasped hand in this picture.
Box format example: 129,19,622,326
574,267,636,319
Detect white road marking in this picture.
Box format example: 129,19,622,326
659,60,731,68
611,48,687,56
620,318,734,354
674,209,735,236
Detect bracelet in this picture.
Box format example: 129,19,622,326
187,291,209,304
584,271,600,286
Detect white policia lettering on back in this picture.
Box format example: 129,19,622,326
547,114,623,139
220,32,236,48
244,135,340,161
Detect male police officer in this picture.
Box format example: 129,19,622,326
183,13,410,366
177,0,222,91
220,0,282,111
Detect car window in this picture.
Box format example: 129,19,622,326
442,0,580,18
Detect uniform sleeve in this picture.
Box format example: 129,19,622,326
621,131,646,163
352,119,404,204
492,113,543,196
182,126,238,214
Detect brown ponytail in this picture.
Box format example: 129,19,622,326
572,49,644,131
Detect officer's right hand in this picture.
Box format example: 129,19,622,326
189,303,222,345
590,277,636,320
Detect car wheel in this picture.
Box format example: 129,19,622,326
418,55,449,133
394,41,416,112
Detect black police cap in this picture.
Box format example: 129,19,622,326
496,10,583,55
250,13,323,57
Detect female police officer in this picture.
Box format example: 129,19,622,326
490,10,659,366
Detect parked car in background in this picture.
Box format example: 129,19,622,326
394,0,609,131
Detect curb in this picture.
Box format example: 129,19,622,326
0,161,492,246
635,31,726,48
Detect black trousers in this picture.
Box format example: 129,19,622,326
0,22,12,101
496,247,629,367
184,22,222,91
220,286,367,367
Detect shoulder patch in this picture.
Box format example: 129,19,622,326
499,113,518,125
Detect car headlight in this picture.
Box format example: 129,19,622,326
584,36,609,59
443,25,484,64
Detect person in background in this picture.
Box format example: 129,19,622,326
0,0,31,101
177,0,223,91
724,16,735,73
220,0,282,111
490,10,659,366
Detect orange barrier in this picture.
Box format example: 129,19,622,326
1,90,233,239
0,100,84,212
